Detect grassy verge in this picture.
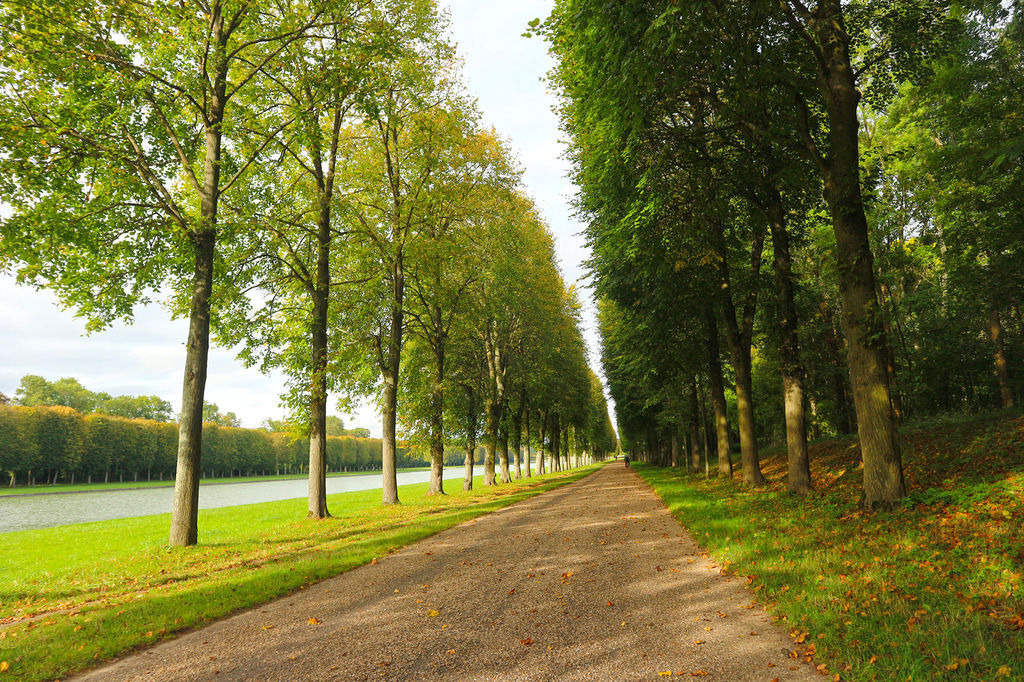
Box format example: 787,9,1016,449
0,465,599,680
0,467,437,497
635,413,1023,681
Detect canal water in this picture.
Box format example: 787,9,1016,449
0,467,470,533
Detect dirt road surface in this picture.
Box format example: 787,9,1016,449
80,465,817,681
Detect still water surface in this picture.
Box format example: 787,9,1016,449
0,468,468,533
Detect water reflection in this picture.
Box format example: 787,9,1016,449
0,468,468,533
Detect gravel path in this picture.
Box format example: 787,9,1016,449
81,465,817,681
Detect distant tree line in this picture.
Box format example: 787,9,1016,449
0,404,419,487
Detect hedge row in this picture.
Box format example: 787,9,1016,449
0,405,429,486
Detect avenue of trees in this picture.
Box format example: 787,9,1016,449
540,1,1022,506
0,0,616,545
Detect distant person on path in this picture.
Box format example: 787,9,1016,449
624,454,630,467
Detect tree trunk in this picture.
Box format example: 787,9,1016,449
538,410,548,475
716,228,765,486
991,307,1015,408
483,397,499,486
821,301,854,434
168,24,228,546
512,393,525,480
498,419,511,484
689,378,701,471
428,342,446,495
551,414,561,472
706,311,732,477
670,430,680,468
463,387,477,491
764,188,812,495
524,402,532,478
168,231,215,547
812,3,906,506
380,264,404,505
306,252,330,518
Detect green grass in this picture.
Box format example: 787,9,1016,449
0,466,438,496
635,413,1024,680
0,465,599,680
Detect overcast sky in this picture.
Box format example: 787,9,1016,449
0,0,600,435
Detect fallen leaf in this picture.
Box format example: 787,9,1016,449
869,656,877,664
262,625,274,630
690,672,709,677
521,638,534,646
446,649,456,655
427,609,440,617
0,662,8,673
997,666,1011,677
694,640,704,645
658,672,672,677
371,558,378,565
308,618,321,625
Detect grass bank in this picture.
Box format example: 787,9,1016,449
636,412,1023,681
0,465,600,680
0,466,436,497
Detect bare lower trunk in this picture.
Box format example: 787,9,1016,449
169,232,215,547
512,392,525,480
551,415,561,472
764,189,812,495
812,5,905,506
689,378,701,471
499,421,511,483
428,345,446,495
991,307,1015,408
538,410,548,475
306,238,330,518
463,386,477,491
706,312,732,477
380,273,403,505
670,431,680,468
524,403,532,478
483,398,499,486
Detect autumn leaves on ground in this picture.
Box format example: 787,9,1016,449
640,411,1024,681
0,414,1019,680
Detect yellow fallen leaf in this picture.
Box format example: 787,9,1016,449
658,672,672,677
308,618,321,625
997,666,1011,677
0,662,8,673
690,672,709,677
446,649,456,655
427,609,439,617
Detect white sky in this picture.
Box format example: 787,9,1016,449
0,0,601,435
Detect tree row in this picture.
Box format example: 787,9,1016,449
540,0,1022,503
0,0,616,545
